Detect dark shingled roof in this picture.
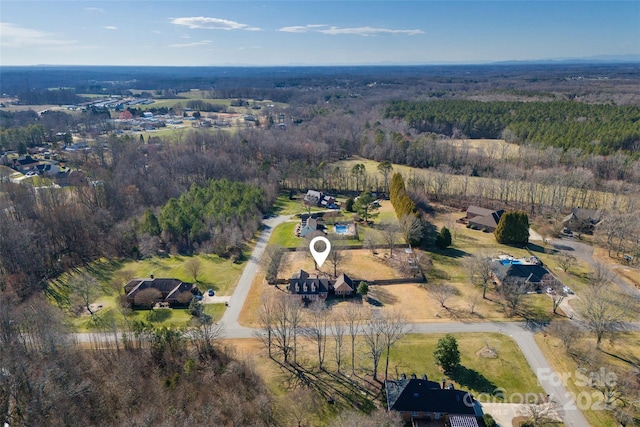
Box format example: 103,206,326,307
490,261,549,284
385,379,476,415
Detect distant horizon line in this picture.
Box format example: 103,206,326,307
3,58,640,68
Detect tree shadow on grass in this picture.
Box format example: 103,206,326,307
526,243,558,255
85,259,125,282
450,365,498,395
368,287,398,305
274,360,379,412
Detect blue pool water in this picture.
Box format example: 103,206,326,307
500,259,523,265
335,224,348,234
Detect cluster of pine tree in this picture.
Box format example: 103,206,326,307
138,179,265,255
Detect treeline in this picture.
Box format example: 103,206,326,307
384,100,640,154
15,88,86,105
185,99,228,112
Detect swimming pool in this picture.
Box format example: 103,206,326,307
499,259,523,265
334,224,348,235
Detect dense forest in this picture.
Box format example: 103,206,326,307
384,100,640,154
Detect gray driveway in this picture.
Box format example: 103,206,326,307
218,214,290,338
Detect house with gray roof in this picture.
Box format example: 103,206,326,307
465,205,504,232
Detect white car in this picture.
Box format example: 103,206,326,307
563,286,574,295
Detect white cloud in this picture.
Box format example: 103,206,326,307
278,24,423,36
104,26,118,30
84,7,105,13
278,24,326,33
320,26,424,36
0,22,76,48
169,40,212,48
171,16,260,31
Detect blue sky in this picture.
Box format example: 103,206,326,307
1,1,638,66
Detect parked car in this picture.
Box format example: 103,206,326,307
563,286,574,295
207,289,214,297
194,295,203,301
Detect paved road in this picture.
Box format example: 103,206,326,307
552,237,640,299
218,214,290,338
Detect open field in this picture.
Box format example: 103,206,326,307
225,332,544,405
535,331,640,427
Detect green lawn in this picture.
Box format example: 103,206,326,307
59,254,242,332
268,221,303,248
118,253,246,296
389,333,545,402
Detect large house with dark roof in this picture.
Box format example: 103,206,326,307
288,270,354,302
490,258,552,292
288,270,330,302
124,276,198,308
385,375,479,425
465,205,505,232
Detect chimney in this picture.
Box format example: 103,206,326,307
401,373,406,380
442,379,446,389
410,374,417,379
422,374,427,380
150,274,154,279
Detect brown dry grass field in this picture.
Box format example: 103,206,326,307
535,331,640,427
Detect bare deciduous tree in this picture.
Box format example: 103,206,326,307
68,272,101,317
362,311,386,382
341,303,366,374
588,261,615,290
306,300,330,370
261,295,304,364
500,279,530,317
424,283,459,308
261,244,285,285
331,313,346,373
556,252,577,273
467,294,479,314
184,257,202,283
326,239,349,278
398,214,423,247
546,320,582,354
380,222,400,257
466,253,494,299
580,287,627,349
381,309,409,382
542,274,565,314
